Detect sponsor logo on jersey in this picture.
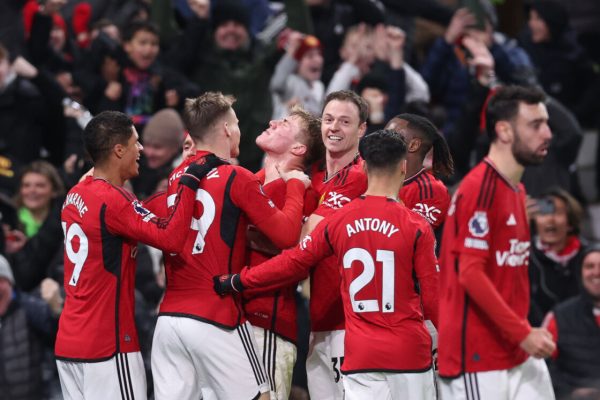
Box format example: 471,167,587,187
468,211,489,237
496,239,530,267
506,213,517,226
412,202,441,224
322,191,351,209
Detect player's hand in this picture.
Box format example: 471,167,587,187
183,154,227,182
519,328,556,359
277,167,311,188
213,274,244,295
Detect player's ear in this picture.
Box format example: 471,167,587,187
223,121,231,138
495,121,513,143
358,121,367,138
114,143,125,159
290,143,307,157
408,137,422,153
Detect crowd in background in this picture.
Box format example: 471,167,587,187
1,0,599,399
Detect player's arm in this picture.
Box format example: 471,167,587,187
542,312,559,359
413,226,440,327
215,221,333,294
243,171,309,249
142,190,167,217
458,252,555,357
107,158,223,253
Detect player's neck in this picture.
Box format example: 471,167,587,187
93,165,125,187
194,140,229,161
365,174,403,199
405,155,423,180
262,153,303,184
487,145,525,186
325,149,357,178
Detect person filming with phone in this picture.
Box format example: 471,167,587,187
529,187,586,327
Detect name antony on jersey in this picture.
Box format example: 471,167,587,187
63,192,88,217
346,218,399,238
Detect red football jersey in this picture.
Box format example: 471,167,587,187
244,175,318,343
57,177,196,360
400,169,450,229
308,157,367,331
241,196,439,372
438,158,531,377
159,153,306,328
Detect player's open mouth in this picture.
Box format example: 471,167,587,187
328,135,342,141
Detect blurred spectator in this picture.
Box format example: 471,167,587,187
270,32,324,119
519,0,599,124
529,187,586,327
0,46,65,166
306,0,385,84
421,5,537,137
14,161,64,238
167,0,312,171
544,244,600,399
131,108,185,198
88,21,198,129
0,255,60,400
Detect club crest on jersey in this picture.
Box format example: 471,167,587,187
468,211,489,237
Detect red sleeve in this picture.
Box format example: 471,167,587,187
106,183,197,254
414,225,440,327
542,312,559,359
458,252,531,345
241,219,334,290
252,179,306,249
142,191,167,217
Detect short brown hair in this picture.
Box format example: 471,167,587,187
323,90,369,124
183,92,236,141
84,111,134,163
289,105,324,167
15,161,65,209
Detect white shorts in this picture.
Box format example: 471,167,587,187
439,357,555,400
344,369,436,400
306,329,345,400
253,327,297,400
57,352,147,400
151,316,268,400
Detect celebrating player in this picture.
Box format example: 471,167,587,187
438,85,556,399
385,113,453,231
302,90,369,399
57,111,217,400
246,105,323,399
215,129,439,399
150,92,310,400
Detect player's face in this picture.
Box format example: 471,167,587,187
225,108,241,158
143,142,178,169
182,133,196,159
20,172,55,213
321,99,365,156
534,196,570,248
256,115,302,155
582,251,600,300
0,278,12,316
123,127,143,179
511,102,551,166
124,30,159,70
